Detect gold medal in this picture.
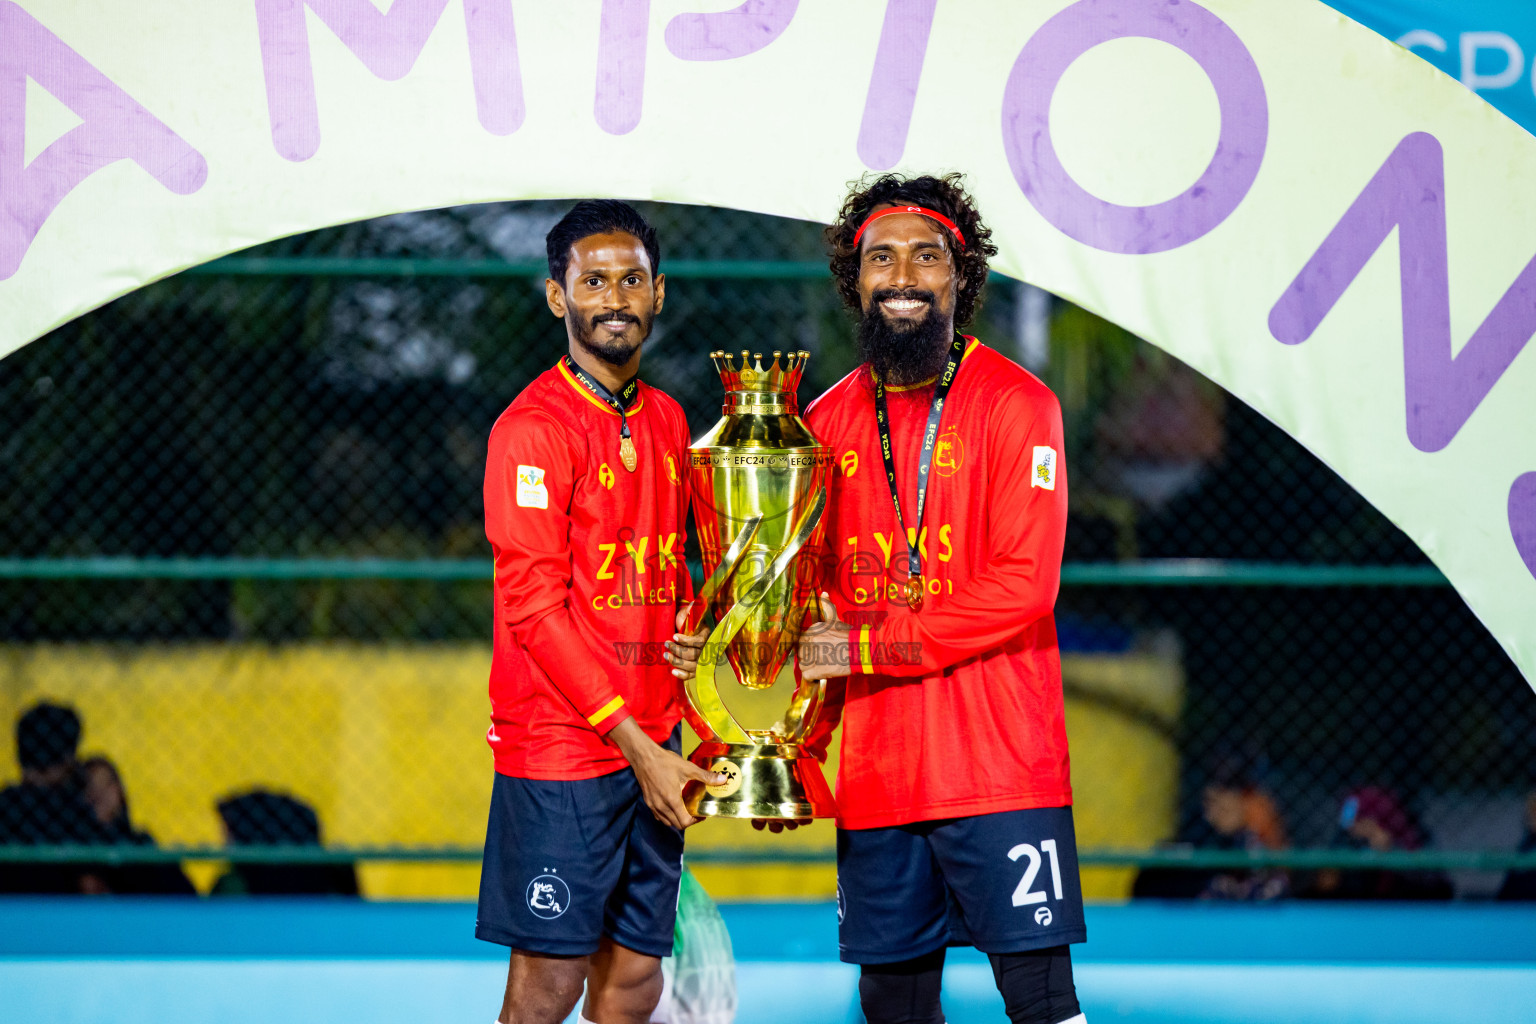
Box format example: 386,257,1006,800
905,575,925,611
560,357,642,474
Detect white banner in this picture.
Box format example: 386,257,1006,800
1,0,1533,687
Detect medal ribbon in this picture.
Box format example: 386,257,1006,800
872,333,967,604
563,355,641,447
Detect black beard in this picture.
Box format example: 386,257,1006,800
857,290,952,385
569,309,650,366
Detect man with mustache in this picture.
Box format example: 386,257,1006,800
798,175,1085,1024
478,200,719,1024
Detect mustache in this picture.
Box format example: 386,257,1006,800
591,311,642,328
870,288,937,306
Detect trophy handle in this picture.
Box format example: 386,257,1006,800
683,516,762,742
772,673,826,745
685,490,827,745
690,514,763,632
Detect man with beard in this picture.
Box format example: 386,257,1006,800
478,199,720,1024
797,174,1085,1024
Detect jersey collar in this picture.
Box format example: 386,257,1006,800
557,358,647,417
880,336,981,392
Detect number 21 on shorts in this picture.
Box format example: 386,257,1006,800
1008,839,1063,907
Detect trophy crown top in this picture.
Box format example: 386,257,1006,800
710,349,809,394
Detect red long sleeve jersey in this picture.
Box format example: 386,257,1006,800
804,339,1072,829
483,360,692,780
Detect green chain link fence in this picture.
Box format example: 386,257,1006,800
1,201,1532,900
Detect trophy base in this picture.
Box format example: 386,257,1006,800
682,740,836,820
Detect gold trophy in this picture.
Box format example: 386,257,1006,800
681,350,837,820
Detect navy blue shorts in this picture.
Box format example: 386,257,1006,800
836,805,1086,964
475,730,684,958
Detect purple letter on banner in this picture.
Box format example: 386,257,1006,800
256,0,525,161
0,3,207,280
1511,473,1536,582
665,0,797,61
1000,0,1267,254
596,0,650,135
857,0,937,171
1269,133,1536,453
465,0,525,136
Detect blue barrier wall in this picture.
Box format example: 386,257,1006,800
3,900,1533,1024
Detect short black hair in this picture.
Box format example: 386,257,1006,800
826,172,998,329
17,702,81,771
218,789,322,845
545,200,661,286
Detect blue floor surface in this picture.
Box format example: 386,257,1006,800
2,900,1533,1023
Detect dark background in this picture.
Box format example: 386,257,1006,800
0,201,1530,861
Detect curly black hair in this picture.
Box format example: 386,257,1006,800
826,172,997,329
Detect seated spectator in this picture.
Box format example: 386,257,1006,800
211,789,358,896
1132,756,1288,900
1497,789,1536,901
0,702,112,893
77,756,194,895
1300,786,1452,900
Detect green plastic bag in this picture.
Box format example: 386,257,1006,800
654,867,736,1024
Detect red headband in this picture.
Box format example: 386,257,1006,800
852,205,966,250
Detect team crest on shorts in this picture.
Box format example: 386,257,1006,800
1034,905,1053,927
526,873,570,919
836,883,846,924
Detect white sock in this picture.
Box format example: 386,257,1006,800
648,964,673,1023
579,1016,599,1024
1055,1014,1088,1024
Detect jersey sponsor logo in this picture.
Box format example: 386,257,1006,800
842,525,957,607
526,873,570,919
869,526,954,567
1031,446,1057,490
934,430,965,476
516,465,548,508
840,450,859,478
596,532,681,578
666,452,680,485
598,462,616,490
592,529,684,611
589,581,680,612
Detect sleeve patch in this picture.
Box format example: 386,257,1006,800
1031,446,1058,491
516,464,548,508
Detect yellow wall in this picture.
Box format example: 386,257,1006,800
1061,646,1184,899
0,643,1179,900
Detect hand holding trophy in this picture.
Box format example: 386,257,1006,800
680,350,837,821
